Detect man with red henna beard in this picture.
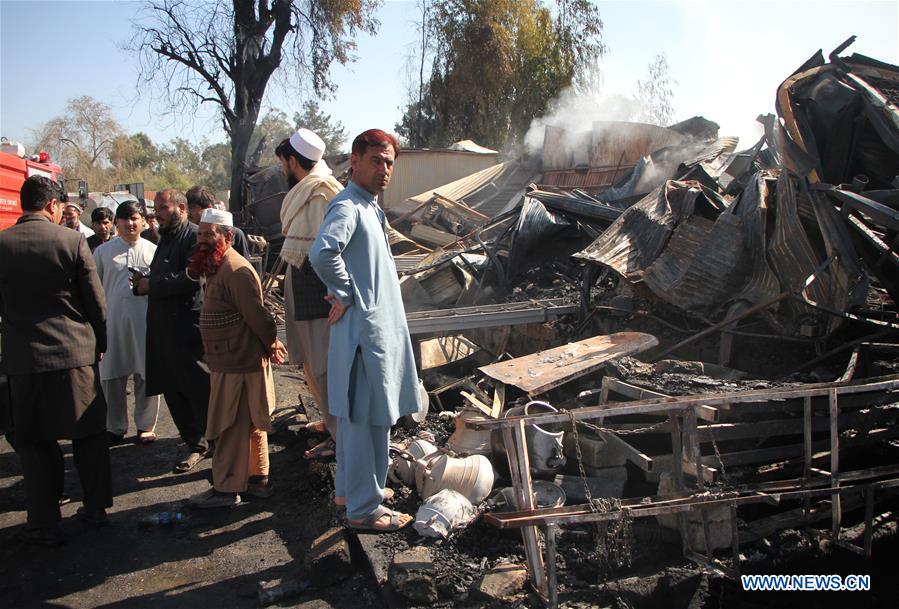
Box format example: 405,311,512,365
187,208,287,508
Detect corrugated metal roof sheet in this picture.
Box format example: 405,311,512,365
384,150,499,211
573,181,701,277
730,171,782,307
391,160,537,220
643,213,748,310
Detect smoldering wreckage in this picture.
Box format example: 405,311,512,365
246,38,899,608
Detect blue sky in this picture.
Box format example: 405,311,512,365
2,0,898,153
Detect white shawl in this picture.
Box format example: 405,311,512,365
279,161,343,268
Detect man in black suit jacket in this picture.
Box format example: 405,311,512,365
133,188,211,472
0,176,112,546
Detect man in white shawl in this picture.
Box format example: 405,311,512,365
276,129,343,460
93,201,160,445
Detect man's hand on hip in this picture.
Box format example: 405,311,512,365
324,293,347,325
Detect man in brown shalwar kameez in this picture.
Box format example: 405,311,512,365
187,208,286,508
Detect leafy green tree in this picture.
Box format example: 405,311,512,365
201,142,232,192
293,100,348,155
398,0,605,150
108,132,162,182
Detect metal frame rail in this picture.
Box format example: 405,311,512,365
473,374,899,607
405,298,578,336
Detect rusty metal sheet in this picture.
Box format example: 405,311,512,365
478,332,659,395
590,121,686,168
810,190,869,311
541,166,635,191
643,212,748,310
572,181,701,277
730,171,782,306
768,171,838,326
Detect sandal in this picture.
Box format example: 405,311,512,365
304,438,336,460
347,504,412,533
138,430,157,445
173,451,204,473
304,420,328,434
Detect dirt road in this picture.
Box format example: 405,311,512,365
0,366,380,609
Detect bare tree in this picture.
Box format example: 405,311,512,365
635,53,676,127
33,96,123,170
130,0,379,214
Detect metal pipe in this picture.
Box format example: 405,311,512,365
852,174,870,193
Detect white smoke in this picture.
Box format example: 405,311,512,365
523,87,643,155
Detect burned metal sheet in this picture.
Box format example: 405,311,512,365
523,190,622,224
809,190,869,311
775,39,899,188
729,171,782,307
478,332,659,395
642,212,748,311
768,171,838,330
573,181,712,278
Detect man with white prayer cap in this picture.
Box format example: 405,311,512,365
187,207,287,508
275,128,344,463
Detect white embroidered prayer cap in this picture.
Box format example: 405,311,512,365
289,128,326,162
200,207,233,227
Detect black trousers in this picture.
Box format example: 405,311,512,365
9,367,112,529
16,432,111,528
163,360,211,454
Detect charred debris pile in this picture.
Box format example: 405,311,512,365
271,38,899,608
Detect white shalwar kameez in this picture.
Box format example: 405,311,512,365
93,236,160,437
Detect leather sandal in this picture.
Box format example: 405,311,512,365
173,451,204,473
303,438,336,460
347,505,412,533
304,420,328,434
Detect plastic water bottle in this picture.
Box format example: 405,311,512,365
138,511,188,527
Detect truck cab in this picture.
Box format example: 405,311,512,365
0,139,66,231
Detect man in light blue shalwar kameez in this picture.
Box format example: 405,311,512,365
309,129,422,532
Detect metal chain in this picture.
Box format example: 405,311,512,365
564,410,596,512
574,418,669,436
710,436,729,485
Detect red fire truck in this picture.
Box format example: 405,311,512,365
0,138,66,231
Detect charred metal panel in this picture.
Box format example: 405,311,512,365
573,182,701,278
643,212,747,311
768,172,838,330
810,190,869,311
730,171,782,308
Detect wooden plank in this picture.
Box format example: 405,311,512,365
474,375,899,430
484,479,899,529
598,430,654,472
603,377,718,422
804,396,813,523
742,495,865,543
477,332,659,395
490,384,505,419
695,407,897,442
830,387,841,539
460,390,492,417
512,420,548,598
545,525,558,609
698,426,899,467
670,413,691,555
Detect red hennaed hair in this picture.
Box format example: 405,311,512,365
351,129,400,157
